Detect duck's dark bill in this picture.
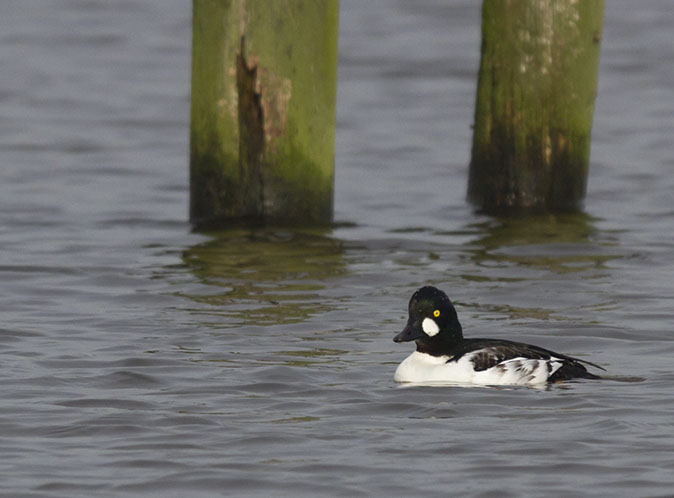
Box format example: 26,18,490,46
393,322,422,342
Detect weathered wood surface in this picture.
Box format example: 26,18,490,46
190,0,339,226
468,0,604,212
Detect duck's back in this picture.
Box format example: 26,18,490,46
394,339,601,385
455,338,601,383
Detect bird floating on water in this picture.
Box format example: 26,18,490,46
393,286,604,386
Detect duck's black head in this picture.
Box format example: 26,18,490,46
393,286,463,353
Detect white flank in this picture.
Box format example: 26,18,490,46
421,318,440,337
394,351,565,386
394,351,451,383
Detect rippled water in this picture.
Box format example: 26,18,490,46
2,1,674,496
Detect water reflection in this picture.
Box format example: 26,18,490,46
467,212,621,274
180,228,346,326
456,212,625,325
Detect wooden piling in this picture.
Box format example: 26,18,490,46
190,0,339,226
467,0,604,212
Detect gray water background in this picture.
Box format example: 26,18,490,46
2,1,674,496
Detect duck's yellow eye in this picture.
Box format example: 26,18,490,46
433,309,440,318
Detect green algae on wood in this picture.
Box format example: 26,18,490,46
190,0,339,226
468,0,604,213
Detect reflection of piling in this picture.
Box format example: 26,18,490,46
190,1,339,226
468,1,604,213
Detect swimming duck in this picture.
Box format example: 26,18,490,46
393,286,604,386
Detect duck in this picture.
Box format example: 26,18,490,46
393,286,604,386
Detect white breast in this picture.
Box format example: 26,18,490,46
394,351,563,386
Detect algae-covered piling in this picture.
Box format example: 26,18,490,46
190,0,339,226
468,0,604,212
